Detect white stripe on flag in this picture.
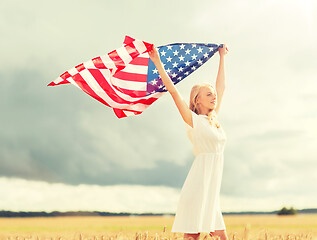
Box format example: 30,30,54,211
151,91,166,98
133,40,147,55
84,60,97,69
122,110,137,116
68,67,79,76
116,46,133,65
65,67,81,89
121,64,148,75
53,77,64,84
100,54,117,70
66,76,81,89
111,76,147,91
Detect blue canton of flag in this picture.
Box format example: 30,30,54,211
146,43,223,96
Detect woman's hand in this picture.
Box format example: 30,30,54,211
218,44,229,57
148,45,161,65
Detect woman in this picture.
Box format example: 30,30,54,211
149,43,229,240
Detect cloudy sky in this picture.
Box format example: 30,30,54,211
1,0,316,213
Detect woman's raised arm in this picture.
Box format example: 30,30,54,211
214,44,229,115
148,46,193,128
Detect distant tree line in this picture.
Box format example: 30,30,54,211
0,207,315,217
0,210,163,218
277,206,297,215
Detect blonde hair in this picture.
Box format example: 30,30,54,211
189,82,221,128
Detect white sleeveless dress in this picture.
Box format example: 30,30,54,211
171,110,227,233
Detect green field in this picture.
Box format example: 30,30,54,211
0,214,316,239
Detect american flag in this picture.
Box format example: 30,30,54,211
48,36,221,118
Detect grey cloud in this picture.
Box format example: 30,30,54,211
0,68,195,188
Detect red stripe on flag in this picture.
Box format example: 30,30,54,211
111,84,146,98
47,79,69,86
71,73,112,108
113,71,147,82
75,63,85,72
125,44,139,59
123,36,135,45
143,42,153,51
113,108,143,119
108,50,125,70
129,57,149,66
123,36,153,52
92,57,107,69
113,96,160,119
113,108,128,118
61,71,72,81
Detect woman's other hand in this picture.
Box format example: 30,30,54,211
218,44,229,57
148,45,161,65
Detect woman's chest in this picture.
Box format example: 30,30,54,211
198,118,227,142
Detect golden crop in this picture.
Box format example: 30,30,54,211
0,214,316,240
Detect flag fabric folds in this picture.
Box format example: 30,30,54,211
48,36,221,118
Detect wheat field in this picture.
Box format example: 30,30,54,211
0,214,316,240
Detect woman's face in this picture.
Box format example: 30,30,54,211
197,86,217,110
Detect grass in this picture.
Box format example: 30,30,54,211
0,214,316,239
